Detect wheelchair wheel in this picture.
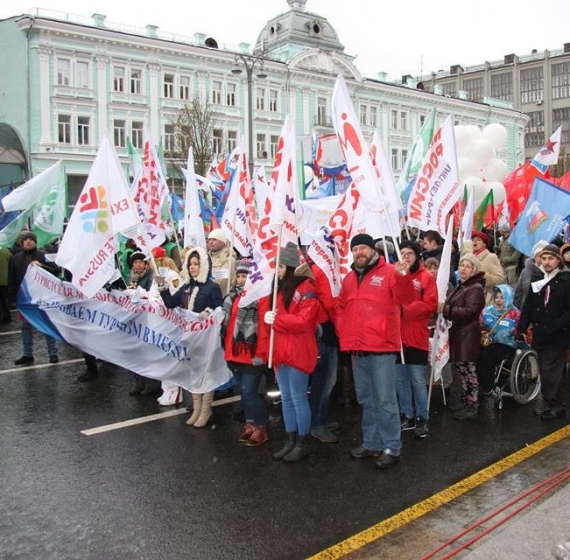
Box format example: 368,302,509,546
509,349,541,404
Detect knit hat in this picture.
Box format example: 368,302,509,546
540,243,562,261
399,240,421,259
278,242,301,268
560,243,570,257
130,251,147,263
350,233,375,250
20,231,37,242
151,246,167,259
375,238,395,256
459,253,481,275
235,258,253,275
498,223,510,234
472,231,490,246
532,240,548,256
208,228,228,244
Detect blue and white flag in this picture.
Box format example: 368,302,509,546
510,177,570,256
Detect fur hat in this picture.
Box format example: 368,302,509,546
279,242,301,269
182,245,211,284
235,258,253,275
540,243,562,262
459,253,481,275
350,233,375,250
472,231,490,246
207,228,228,244
532,240,549,256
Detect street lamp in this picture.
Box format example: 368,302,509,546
230,54,267,175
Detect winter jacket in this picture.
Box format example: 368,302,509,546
497,238,521,269
474,248,504,303
209,246,234,296
223,291,260,365
401,264,438,352
443,271,486,362
258,274,322,375
310,263,338,347
518,267,570,350
8,248,58,302
479,284,520,349
513,258,542,310
335,256,414,354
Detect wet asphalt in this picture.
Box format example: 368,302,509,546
1,320,569,560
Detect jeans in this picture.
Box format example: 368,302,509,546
396,363,429,420
276,364,311,436
233,367,267,427
352,353,401,454
21,318,57,357
310,344,338,428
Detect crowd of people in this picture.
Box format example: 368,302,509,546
2,223,569,468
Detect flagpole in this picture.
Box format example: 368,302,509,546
267,226,283,370
227,212,237,296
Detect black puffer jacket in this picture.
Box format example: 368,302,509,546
8,248,58,301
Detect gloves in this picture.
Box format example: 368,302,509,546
198,308,212,321
154,275,167,290
252,356,265,367
264,311,276,325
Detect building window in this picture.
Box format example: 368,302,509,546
113,67,125,92
401,149,408,170
131,121,144,149
213,129,223,155
270,134,279,160
256,87,266,111
256,134,267,158
113,119,126,148
359,105,368,126
391,148,399,171
490,72,513,101
391,109,398,129
226,83,237,106
369,106,377,127
553,108,570,143
77,116,90,145
57,59,70,86
317,97,328,126
524,111,545,148
463,77,483,102
163,74,174,98
227,130,237,152
75,61,89,88
212,80,222,105
552,62,570,100
130,69,141,94
164,124,175,153
440,82,456,96
179,76,190,101
269,89,278,112
419,114,426,127
58,114,71,143
521,67,543,104
400,111,408,131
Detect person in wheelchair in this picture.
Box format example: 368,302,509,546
478,285,521,394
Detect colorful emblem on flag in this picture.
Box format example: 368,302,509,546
79,185,109,233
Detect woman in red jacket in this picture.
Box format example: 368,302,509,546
261,242,321,463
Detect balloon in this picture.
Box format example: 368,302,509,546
454,126,472,157
473,180,491,206
481,158,508,182
487,181,506,205
465,125,482,143
482,123,507,150
470,139,494,167
458,157,479,181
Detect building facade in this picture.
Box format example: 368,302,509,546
0,0,529,204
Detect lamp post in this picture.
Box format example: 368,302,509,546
231,54,267,176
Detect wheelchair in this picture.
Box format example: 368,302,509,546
489,345,541,409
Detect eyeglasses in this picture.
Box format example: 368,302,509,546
400,251,415,258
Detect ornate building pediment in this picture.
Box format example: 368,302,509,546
288,49,361,81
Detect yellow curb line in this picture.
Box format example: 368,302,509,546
308,423,570,559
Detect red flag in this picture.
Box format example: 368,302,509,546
550,170,570,192
505,162,549,228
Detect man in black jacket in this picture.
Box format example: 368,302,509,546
8,231,59,365
517,244,570,420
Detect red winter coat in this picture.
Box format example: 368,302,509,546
310,263,336,323
401,265,438,351
258,276,322,374
335,256,414,353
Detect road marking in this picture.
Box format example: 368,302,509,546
0,358,84,375
81,394,242,435
0,330,21,336
308,423,570,560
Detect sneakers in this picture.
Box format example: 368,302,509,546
401,417,415,431
350,445,381,459
49,355,59,364
238,423,255,442
375,449,400,470
157,387,182,406
310,426,339,443
413,417,429,438
14,356,34,366
244,426,269,447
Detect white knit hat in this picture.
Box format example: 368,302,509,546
208,228,228,244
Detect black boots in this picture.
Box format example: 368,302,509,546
283,435,310,463
273,432,297,461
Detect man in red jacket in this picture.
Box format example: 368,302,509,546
396,240,438,438
336,233,413,469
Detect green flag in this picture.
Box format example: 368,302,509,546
0,206,35,248
126,136,142,180
474,189,494,231
31,179,68,247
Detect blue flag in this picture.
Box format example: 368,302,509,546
510,178,570,256
169,192,185,222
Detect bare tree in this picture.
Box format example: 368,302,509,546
169,97,217,177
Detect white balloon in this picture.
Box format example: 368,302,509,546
465,125,483,143
470,139,494,167
473,181,491,206
454,126,472,157
482,123,508,150
462,175,483,192
487,181,506,205
481,158,508,182
458,157,479,181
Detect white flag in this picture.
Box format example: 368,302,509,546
2,161,63,212
56,133,141,297
531,126,562,173
182,148,206,249
252,166,269,217
407,115,460,236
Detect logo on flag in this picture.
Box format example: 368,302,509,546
79,186,109,233
526,201,548,233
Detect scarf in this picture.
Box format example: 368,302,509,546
531,266,561,294
222,285,259,356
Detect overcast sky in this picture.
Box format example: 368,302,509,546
2,1,568,80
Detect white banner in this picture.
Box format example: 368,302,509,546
19,266,231,392
297,196,342,245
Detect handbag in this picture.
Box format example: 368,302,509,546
481,311,508,347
